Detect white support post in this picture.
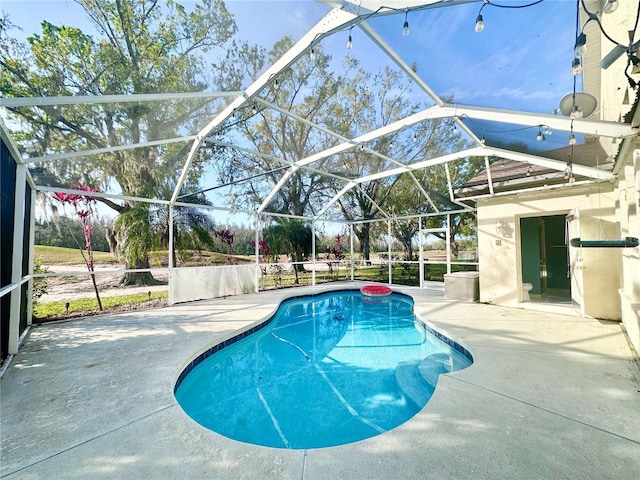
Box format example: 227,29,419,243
418,217,423,289
446,214,452,275
387,220,392,285
26,186,36,324
9,164,27,354
484,156,494,196
255,214,261,293
350,223,355,281
168,205,174,305
312,222,316,286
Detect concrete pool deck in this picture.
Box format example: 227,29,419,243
1,282,639,479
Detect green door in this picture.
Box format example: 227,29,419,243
520,217,542,295
543,215,570,290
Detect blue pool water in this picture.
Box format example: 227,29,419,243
174,289,472,449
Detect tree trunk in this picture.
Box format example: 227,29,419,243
108,225,159,286
450,240,459,260
359,223,372,265
120,256,158,286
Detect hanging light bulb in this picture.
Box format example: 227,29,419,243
475,14,484,33
309,48,316,60
360,143,365,152
402,11,410,37
574,32,587,58
564,163,572,180
389,139,395,149
526,165,532,177
572,57,582,76
274,78,279,90
569,133,577,145
570,105,584,119
480,136,486,145
413,133,418,143
346,27,353,49
603,0,619,14
536,129,544,142
252,104,258,115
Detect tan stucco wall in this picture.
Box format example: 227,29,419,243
616,150,640,351
586,0,640,351
477,184,622,320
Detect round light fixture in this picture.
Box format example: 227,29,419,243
559,92,597,118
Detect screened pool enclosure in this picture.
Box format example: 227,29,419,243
2,0,639,360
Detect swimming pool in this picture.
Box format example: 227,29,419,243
174,289,472,449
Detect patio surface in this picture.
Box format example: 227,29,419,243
1,282,639,479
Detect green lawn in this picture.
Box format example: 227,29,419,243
34,245,251,267
34,245,117,265
34,290,168,321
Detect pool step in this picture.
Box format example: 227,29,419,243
395,361,434,408
418,353,455,390
396,354,457,409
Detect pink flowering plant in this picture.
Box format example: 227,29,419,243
53,184,103,310
214,227,235,264
325,234,346,278
252,239,271,288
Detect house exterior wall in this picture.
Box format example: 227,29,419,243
589,0,640,351
477,183,622,321
616,150,640,351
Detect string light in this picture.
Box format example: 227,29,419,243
572,57,582,76
574,32,587,58
413,133,418,143
475,0,488,32
569,133,576,145
564,162,575,184
472,0,543,33
603,0,618,14
402,11,410,36
570,105,583,119
274,78,279,90
535,125,551,141
346,27,353,49
309,48,316,60
252,104,258,115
